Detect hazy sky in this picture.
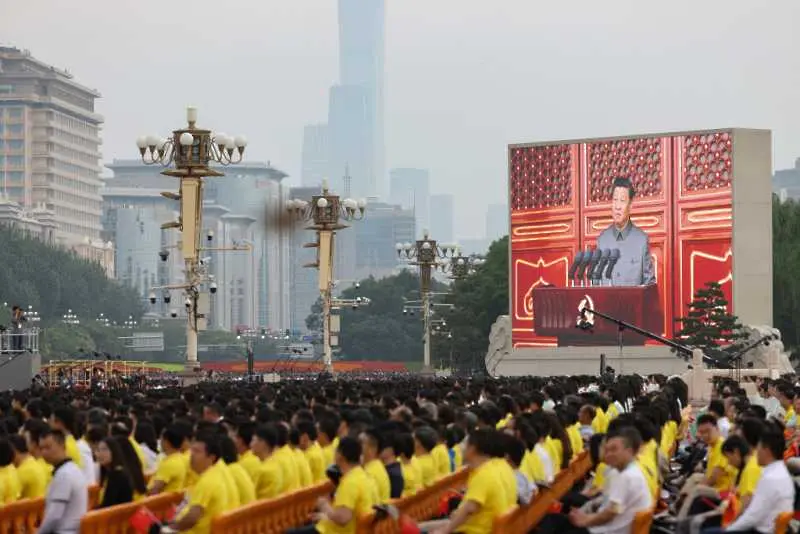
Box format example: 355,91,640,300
3,1,799,238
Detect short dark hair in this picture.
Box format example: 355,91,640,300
296,421,318,441
758,425,786,461
467,428,504,458
737,418,765,448
40,428,66,446
708,400,725,418
161,425,184,450
606,426,642,453
254,424,279,449
504,434,526,467
696,413,718,427
394,433,414,458
218,435,238,464
721,434,750,457
337,436,362,465
0,438,14,466
414,426,438,453
8,434,27,454
612,177,635,199
235,420,256,446
363,427,385,452
193,432,222,461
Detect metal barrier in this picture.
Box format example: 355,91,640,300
0,330,39,354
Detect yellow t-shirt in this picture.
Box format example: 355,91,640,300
521,449,546,484
592,462,611,490
36,457,53,485
568,424,584,457
321,442,335,469
637,440,659,500
606,403,620,420
707,438,736,492
254,455,284,499
237,450,262,484
451,446,463,471
457,459,516,534
227,462,256,506
305,442,327,483
400,460,421,496
316,467,377,534
431,444,451,479
592,410,609,434
129,437,147,469
364,459,390,503
660,421,678,457
737,455,762,498
179,463,229,534
275,447,300,492
415,454,436,488
183,451,198,489
65,434,83,468
0,464,22,503
151,452,187,494
496,413,513,429
16,456,47,499
292,448,313,488
216,462,240,510
786,407,796,426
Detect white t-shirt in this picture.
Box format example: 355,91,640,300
589,462,652,534
534,443,555,483
718,417,731,438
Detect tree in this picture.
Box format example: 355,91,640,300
773,195,800,350
674,281,746,357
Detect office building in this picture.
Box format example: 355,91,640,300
103,160,291,331
773,157,800,202
429,194,454,244
486,203,509,240
0,46,103,246
301,124,329,187
336,0,385,197
389,168,429,236
327,85,370,197
353,200,415,280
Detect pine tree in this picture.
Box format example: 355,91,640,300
674,281,746,354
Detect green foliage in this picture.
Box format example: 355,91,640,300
674,280,746,355
0,226,144,324
773,195,800,350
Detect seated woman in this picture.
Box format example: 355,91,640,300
96,437,135,508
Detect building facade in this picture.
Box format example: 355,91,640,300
429,194,454,244
288,186,321,331
353,200,415,280
0,47,103,246
301,124,329,187
389,168,429,237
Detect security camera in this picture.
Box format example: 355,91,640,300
159,249,169,262
148,291,156,305
207,230,214,242
163,292,171,304
184,297,192,309
170,309,178,318
210,282,217,294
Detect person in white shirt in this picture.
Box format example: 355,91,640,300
505,435,537,505
569,426,652,534
713,425,795,534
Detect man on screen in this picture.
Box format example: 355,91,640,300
596,177,655,286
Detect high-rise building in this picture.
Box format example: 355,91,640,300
327,85,370,197
336,0,385,197
288,186,320,331
301,124,329,187
0,47,103,246
389,168,430,236
353,200,415,280
485,203,509,240
429,194,454,244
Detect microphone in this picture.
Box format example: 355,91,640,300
592,249,611,283
575,249,593,285
604,249,621,282
586,249,602,283
568,251,585,285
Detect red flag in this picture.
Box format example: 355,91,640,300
129,507,159,533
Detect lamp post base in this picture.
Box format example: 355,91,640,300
419,364,436,377
178,361,203,386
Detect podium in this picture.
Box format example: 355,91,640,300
532,285,662,346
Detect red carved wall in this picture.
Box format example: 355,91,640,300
510,131,733,348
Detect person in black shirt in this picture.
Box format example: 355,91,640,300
96,437,134,508
378,423,405,499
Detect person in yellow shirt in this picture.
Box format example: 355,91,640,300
0,438,22,503
413,427,438,488
229,421,261,484
360,429,390,503
167,433,229,534
49,407,83,468
250,424,284,499
425,429,516,534
297,421,327,483
316,414,340,470
311,436,377,534
22,420,53,485
9,434,47,499
396,433,421,496
289,429,313,488
273,423,301,493
149,426,187,495
722,434,761,513
218,435,255,506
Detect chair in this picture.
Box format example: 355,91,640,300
775,511,794,534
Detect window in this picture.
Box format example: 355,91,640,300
8,108,23,119
0,85,13,95
8,124,23,134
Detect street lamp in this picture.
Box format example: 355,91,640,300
123,315,138,329
441,254,486,280
136,106,247,373
396,230,459,374
286,178,366,376
62,309,79,326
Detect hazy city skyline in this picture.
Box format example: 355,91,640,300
3,0,799,238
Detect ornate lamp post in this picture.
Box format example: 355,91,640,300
396,230,459,374
62,309,80,326
286,178,366,375
136,107,246,372
443,254,486,280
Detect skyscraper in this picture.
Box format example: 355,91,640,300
389,168,430,236
429,194,454,243
301,124,329,187
0,46,103,245
328,85,370,196
336,0,385,197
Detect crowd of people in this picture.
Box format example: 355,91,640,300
0,373,797,534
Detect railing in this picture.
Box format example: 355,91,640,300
491,451,592,533
357,468,472,534
0,485,99,534
0,330,40,356
210,481,334,534
79,492,183,534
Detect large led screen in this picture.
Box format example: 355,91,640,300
509,131,733,348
